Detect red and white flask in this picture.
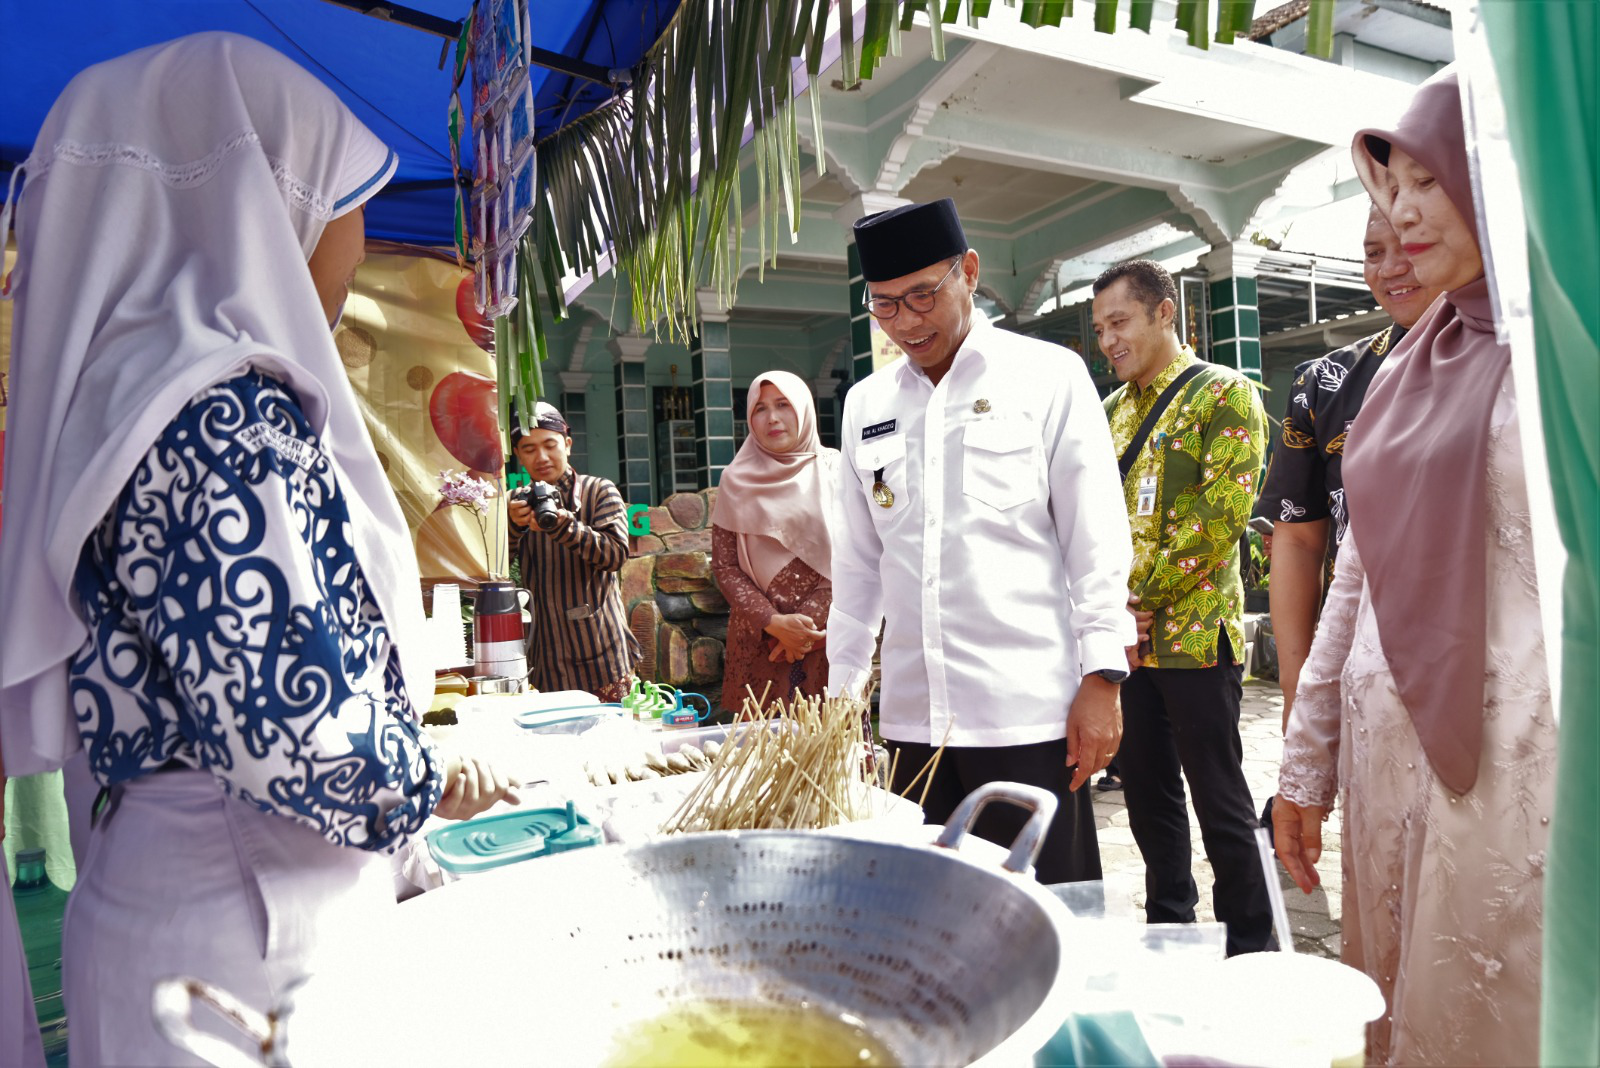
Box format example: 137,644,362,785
472,580,528,684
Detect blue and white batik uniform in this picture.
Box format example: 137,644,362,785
0,36,434,1065
69,372,441,848
61,373,444,1065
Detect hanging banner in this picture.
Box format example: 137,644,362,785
339,249,507,585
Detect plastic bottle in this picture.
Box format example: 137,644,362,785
12,847,69,1066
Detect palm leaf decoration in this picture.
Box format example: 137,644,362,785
508,0,1331,403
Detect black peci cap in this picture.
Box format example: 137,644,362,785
851,198,967,282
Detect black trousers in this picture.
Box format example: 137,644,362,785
885,737,1101,885
1119,635,1274,954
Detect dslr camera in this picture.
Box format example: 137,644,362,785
513,480,564,531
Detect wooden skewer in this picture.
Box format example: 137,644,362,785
917,745,946,810
895,750,939,801
916,719,955,809
772,753,835,822
660,690,873,834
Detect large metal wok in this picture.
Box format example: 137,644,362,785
156,783,1078,1067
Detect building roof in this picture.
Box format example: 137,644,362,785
1250,1,1311,41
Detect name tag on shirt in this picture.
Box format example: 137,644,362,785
861,419,897,441
237,422,319,471
1136,473,1158,516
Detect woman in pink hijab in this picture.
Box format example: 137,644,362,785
1273,71,1557,1066
711,372,842,713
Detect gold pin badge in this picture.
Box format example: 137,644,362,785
973,398,991,413
872,481,895,508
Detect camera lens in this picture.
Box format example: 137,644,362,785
530,483,561,530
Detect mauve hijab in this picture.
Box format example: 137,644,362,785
711,371,841,593
1344,70,1507,795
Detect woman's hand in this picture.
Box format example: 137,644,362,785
434,754,520,821
764,613,824,662
767,630,826,663
1272,794,1329,894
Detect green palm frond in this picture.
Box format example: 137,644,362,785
509,0,1333,399
1305,0,1335,59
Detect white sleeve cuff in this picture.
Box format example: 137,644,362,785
828,667,874,701
1078,631,1133,679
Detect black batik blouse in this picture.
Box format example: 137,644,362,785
1258,323,1408,549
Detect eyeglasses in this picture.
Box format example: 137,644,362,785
865,256,965,320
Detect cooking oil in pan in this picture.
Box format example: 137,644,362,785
600,1000,897,1067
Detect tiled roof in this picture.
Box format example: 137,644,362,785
1250,0,1310,39
1250,0,1452,41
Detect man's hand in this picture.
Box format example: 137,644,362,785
1124,592,1154,673
434,754,520,821
537,507,574,535
508,493,572,536
765,613,824,662
1272,794,1328,894
1065,675,1122,792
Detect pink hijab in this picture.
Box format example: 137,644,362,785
1344,71,1507,795
712,371,840,593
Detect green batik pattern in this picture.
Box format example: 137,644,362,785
1105,355,1266,670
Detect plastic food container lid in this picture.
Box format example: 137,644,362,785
426,803,599,875
515,702,626,732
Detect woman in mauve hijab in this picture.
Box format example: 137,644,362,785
1272,71,1557,1066
710,371,842,714
0,34,514,1064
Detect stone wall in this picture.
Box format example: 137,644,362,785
619,488,730,698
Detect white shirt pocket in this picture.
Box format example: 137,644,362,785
963,420,1041,511
854,434,907,510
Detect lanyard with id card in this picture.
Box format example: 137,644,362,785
1136,431,1167,516
1117,364,1203,526
1136,468,1158,516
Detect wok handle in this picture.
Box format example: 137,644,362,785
152,976,278,1068
933,781,1058,875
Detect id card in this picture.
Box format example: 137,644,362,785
1136,473,1158,516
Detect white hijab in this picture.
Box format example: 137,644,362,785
0,33,429,776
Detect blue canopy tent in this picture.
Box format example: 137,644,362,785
0,0,680,246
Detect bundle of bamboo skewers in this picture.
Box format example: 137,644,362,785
659,687,876,835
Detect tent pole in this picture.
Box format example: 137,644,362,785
318,0,624,88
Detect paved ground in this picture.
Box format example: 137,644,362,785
1090,677,1345,959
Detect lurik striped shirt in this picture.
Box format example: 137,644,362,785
509,467,642,694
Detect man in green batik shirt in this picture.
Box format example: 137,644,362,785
1093,259,1273,956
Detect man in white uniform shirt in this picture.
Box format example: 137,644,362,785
830,199,1135,882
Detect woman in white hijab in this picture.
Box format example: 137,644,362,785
0,34,511,1064
710,371,842,713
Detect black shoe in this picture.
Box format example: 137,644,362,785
1096,772,1123,792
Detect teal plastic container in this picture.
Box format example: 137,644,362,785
426,801,601,876
514,702,625,735
13,847,69,1066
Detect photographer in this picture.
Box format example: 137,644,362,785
508,403,641,700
